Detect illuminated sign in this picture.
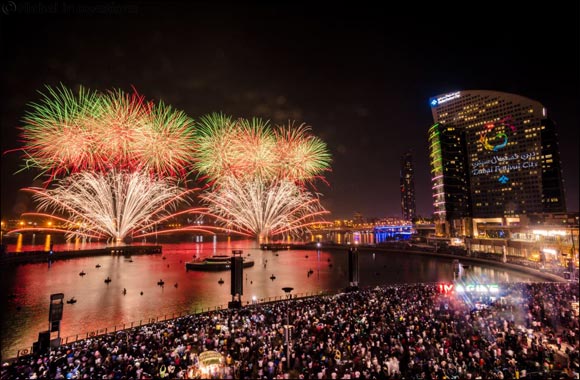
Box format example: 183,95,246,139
532,229,567,237
455,284,499,293
438,283,455,294
480,117,516,152
429,91,461,107
438,283,500,294
471,151,538,177
498,175,509,184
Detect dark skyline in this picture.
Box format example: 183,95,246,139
1,2,578,220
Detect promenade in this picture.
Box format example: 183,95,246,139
263,241,574,283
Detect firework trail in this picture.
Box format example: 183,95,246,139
200,176,329,240
23,170,194,242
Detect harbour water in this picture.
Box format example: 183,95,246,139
0,239,540,360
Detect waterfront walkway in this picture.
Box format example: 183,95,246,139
262,241,576,283
2,282,578,379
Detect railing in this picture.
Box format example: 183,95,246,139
12,289,333,360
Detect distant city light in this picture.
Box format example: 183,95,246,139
533,229,567,236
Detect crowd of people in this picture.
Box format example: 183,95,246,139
2,281,578,379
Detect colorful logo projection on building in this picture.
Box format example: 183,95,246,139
479,116,516,151
471,115,538,178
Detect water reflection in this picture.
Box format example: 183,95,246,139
0,240,539,360
43,235,51,252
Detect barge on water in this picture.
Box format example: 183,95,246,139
185,255,255,271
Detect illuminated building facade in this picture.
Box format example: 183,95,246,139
400,150,416,221
428,123,471,235
428,90,566,235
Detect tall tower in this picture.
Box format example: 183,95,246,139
400,150,416,221
428,90,566,235
428,123,470,235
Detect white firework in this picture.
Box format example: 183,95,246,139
26,170,189,243
201,176,329,240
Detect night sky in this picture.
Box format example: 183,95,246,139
1,2,578,220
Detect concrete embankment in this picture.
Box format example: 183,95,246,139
0,245,162,266
261,243,567,282
354,245,566,282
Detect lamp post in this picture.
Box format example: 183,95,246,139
281,287,294,370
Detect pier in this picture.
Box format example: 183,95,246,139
0,245,162,266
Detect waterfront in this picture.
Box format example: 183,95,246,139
0,239,542,360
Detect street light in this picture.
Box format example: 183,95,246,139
281,287,294,371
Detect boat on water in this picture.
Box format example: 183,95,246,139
185,255,255,271
66,297,77,304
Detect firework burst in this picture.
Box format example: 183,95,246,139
201,176,329,240
274,122,332,182
13,86,333,241
18,85,196,180
191,113,332,239
24,170,191,242
192,113,331,183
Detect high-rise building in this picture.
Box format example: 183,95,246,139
400,150,416,221
428,123,470,233
428,90,566,235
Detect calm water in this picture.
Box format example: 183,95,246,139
0,239,540,360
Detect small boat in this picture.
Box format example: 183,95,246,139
275,253,279,256
162,256,167,260
174,283,178,288
270,274,276,281
308,269,314,275
66,297,77,304
95,264,101,268
218,278,224,285
157,279,165,286
305,255,309,258
104,277,112,284
79,271,86,276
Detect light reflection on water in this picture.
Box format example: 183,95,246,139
0,240,538,360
